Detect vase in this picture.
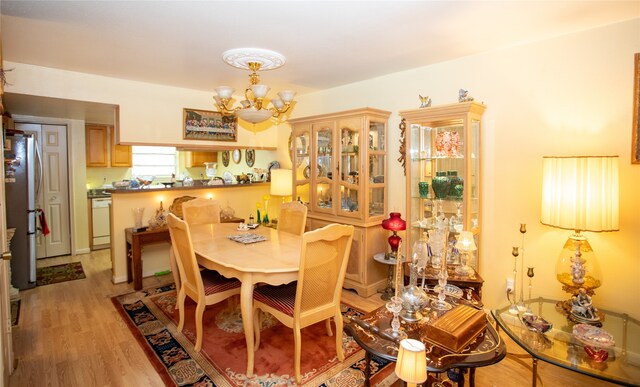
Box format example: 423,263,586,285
447,171,463,199
418,182,430,198
431,171,450,199
399,262,428,322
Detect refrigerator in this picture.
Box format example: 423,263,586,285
4,133,40,289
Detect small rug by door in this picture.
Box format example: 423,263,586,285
111,284,397,386
36,261,86,286
11,299,20,327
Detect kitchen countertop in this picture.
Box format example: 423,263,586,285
87,189,112,199
105,181,268,194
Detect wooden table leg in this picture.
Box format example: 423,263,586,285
126,240,133,283
532,358,538,387
131,236,142,290
364,351,371,387
469,368,476,387
240,276,255,377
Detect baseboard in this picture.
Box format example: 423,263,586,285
75,248,91,255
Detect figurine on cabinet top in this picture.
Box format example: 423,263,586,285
419,95,432,108
458,89,475,102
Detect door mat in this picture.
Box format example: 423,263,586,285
11,299,20,327
36,261,86,286
111,284,397,386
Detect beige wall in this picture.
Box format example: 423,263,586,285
291,18,640,316
4,18,638,316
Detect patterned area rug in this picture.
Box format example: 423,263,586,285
111,284,397,387
36,261,86,286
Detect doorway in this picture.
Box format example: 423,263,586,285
15,123,71,258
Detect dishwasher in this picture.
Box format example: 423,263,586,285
92,197,112,249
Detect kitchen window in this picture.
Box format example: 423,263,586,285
131,146,177,178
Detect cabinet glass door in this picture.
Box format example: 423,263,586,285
313,123,334,213
368,120,386,217
293,129,310,204
338,118,361,218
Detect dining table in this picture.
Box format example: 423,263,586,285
188,222,303,377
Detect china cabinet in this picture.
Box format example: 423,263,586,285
289,108,390,297
399,102,486,281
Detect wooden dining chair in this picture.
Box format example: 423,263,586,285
181,198,221,225
277,201,308,235
167,213,241,351
170,198,222,291
252,223,354,383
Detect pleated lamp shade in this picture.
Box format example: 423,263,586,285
394,339,427,386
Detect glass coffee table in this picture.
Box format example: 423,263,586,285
491,297,640,386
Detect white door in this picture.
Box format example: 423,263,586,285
17,123,71,258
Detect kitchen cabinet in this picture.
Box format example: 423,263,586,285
289,107,390,297
399,101,485,274
111,128,132,167
85,124,132,167
186,151,218,168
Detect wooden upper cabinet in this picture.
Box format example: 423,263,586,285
85,125,108,167
111,127,132,167
187,151,218,167
86,124,132,167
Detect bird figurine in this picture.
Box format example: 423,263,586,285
458,89,474,102
419,95,432,108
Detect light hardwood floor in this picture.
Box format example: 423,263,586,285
9,249,617,386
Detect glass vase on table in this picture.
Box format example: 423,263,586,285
383,295,407,339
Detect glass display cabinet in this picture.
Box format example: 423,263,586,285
289,108,391,297
399,101,486,280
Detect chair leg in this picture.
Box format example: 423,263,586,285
325,318,333,336
334,311,345,361
294,326,302,384
177,289,186,332
194,301,205,352
253,308,261,350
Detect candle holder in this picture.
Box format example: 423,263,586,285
509,246,519,315
525,267,535,315
516,224,527,312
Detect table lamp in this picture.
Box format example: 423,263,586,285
540,156,619,311
382,212,406,259
394,338,427,387
270,169,292,203
454,230,477,276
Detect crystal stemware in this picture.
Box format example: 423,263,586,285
204,162,218,185
431,262,452,311
384,296,407,339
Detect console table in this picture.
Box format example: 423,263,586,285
125,216,243,290
345,292,505,386
491,298,640,386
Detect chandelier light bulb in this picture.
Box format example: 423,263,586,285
215,86,235,100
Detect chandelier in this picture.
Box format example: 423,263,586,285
213,48,296,124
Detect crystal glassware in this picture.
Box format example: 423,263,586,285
384,296,407,339
431,261,452,311
525,266,535,315
204,162,218,185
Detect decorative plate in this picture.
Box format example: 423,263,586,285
573,324,615,348
521,314,553,334
245,149,255,167
303,165,311,179
221,150,230,167
267,161,280,177
433,283,463,298
232,149,241,164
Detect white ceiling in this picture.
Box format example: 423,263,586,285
1,1,638,123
